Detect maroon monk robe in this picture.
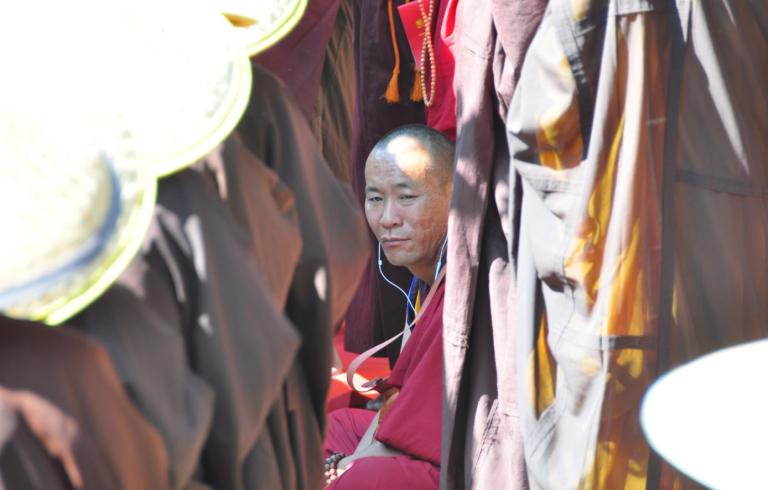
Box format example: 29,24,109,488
422,0,458,142
324,280,444,489
252,0,341,123
375,280,444,465
252,0,356,183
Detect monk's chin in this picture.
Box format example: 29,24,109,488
381,252,412,269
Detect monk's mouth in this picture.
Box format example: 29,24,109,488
382,238,408,247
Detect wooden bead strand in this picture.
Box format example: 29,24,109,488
417,0,436,107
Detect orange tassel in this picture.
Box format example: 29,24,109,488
410,66,423,102
384,71,400,103
383,0,401,103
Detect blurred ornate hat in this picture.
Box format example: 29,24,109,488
221,0,309,56
0,0,254,323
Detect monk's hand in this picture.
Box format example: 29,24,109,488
0,386,83,489
377,387,400,428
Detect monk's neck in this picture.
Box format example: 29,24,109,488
409,261,439,286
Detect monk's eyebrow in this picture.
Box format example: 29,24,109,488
365,182,416,193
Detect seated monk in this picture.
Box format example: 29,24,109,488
324,125,454,489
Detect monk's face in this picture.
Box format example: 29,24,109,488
364,135,451,282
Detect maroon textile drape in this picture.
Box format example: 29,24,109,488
252,0,341,123
441,0,546,488
377,280,445,466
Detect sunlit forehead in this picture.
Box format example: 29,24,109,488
382,135,432,181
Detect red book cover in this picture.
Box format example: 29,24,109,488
397,1,426,66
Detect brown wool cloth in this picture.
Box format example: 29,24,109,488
71,66,368,490
0,316,168,489
235,65,370,489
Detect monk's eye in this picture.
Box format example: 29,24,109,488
399,194,418,201
367,196,383,203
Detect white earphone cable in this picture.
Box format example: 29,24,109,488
378,242,417,316
434,237,447,280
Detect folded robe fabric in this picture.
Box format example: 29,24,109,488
0,316,169,489
376,280,445,467
322,282,445,489
234,65,370,490
252,0,342,125
313,0,356,184
71,167,301,489
236,65,370,426
72,63,368,490
325,407,440,489
253,0,356,183
507,0,768,487
441,0,546,488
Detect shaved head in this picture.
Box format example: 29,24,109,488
368,125,454,187
363,125,454,283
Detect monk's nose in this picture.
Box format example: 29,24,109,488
380,201,402,229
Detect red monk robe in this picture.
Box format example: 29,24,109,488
399,0,458,141
325,279,445,489
424,0,457,142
